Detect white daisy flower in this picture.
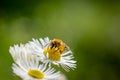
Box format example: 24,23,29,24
10,44,60,80
28,37,76,72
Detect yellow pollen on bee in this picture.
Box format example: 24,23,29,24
28,69,44,79
43,39,67,61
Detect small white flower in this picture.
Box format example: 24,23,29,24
10,44,60,80
28,37,76,71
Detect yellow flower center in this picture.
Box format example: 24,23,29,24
28,69,44,79
44,47,61,61
43,39,67,61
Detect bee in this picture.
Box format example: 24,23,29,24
43,38,69,61
49,39,68,54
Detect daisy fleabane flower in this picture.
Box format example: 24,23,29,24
28,37,76,72
9,44,60,80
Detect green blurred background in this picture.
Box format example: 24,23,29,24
0,0,120,80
